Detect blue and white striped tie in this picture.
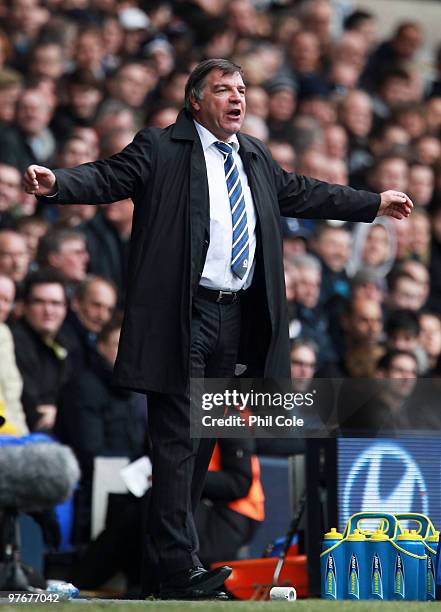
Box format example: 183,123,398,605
215,141,249,279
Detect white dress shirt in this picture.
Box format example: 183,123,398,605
194,120,257,291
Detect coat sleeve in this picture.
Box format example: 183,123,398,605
271,158,381,223
42,129,154,205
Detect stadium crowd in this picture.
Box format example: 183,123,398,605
0,0,441,595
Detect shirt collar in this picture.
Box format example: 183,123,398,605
193,120,240,153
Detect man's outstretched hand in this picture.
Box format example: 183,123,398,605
23,164,57,196
378,190,413,220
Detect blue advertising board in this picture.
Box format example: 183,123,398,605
337,437,441,531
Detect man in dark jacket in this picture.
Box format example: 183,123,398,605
11,268,72,432
23,59,413,599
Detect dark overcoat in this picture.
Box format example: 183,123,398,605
46,110,380,394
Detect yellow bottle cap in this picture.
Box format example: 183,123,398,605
324,527,343,540
428,531,440,542
397,529,422,541
347,529,366,541
370,530,389,541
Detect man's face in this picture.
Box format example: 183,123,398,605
16,91,52,136
73,281,116,333
191,69,246,141
290,345,316,391
295,266,321,309
0,232,30,282
24,283,67,337
419,314,441,359
48,238,89,282
347,298,382,345
0,275,15,322
362,224,390,267
314,229,350,272
385,354,417,398
0,164,21,211
390,277,425,311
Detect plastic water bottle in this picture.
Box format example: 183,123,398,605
321,527,344,600
345,529,368,600
46,580,80,600
426,531,439,601
393,530,426,600
368,530,391,600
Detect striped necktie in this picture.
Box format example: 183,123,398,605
215,141,249,279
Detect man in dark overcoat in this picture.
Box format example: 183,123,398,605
23,59,413,599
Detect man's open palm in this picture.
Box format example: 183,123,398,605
23,165,57,196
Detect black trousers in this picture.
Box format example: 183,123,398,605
145,294,241,581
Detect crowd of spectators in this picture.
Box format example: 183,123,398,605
0,0,441,592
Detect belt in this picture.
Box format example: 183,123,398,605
197,285,241,304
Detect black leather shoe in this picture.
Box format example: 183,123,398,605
160,565,232,600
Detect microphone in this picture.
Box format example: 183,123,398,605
0,443,80,511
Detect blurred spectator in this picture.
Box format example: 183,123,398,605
311,222,351,305
70,126,100,160
290,253,336,367
0,163,21,227
0,273,27,435
324,124,347,161
265,76,297,141
28,40,65,81
385,308,422,361
11,268,72,432
408,163,434,209
82,201,133,303
337,296,383,377
0,67,23,124
56,312,146,550
57,312,145,478
414,135,441,166
15,214,49,261
51,70,104,142
387,270,427,312
393,102,426,139
338,89,373,174
57,136,96,168
290,337,317,392
36,228,89,288
72,26,106,79
339,349,418,435
343,9,377,51
55,203,97,229
267,141,296,173
0,87,55,171
409,209,431,265
61,275,117,370
360,21,423,92
425,96,441,136
107,61,157,115
346,218,396,279
0,229,30,283
144,104,179,129
367,154,408,195
419,311,441,373
430,203,441,312
399,259,430,305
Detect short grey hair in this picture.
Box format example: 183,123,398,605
289,253,322,273
184,58,243,113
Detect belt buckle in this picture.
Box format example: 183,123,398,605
217,290,234,303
